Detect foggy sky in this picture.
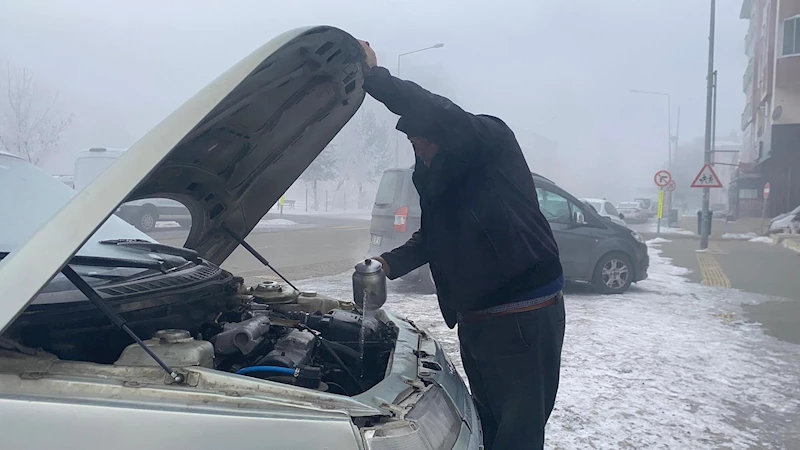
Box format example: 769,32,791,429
0,0,748,203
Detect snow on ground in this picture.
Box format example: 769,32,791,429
300,241,800,448
749,236,775,244
255,218,298,229
647,237,672,244
722,232,761,240
155,221,181,229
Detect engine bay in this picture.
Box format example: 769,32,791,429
5,276,398,397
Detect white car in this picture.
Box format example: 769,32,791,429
616,202,649,223
768,205,800,234
581,198,628,227
0,26,481,450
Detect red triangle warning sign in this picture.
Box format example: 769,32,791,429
691,163,723,188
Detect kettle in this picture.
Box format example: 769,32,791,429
352,258,387,312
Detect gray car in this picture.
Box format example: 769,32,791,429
0,26,481,450
370,170,649,294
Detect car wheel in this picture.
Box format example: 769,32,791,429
592,252,633,294
137,206,158,232
418,264,437,294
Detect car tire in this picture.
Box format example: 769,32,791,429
136,205,158,232
592,252,634,294
418,264,437,294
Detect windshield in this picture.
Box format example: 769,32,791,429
374,170,402,205
0,153,154,259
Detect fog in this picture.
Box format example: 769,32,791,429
0,0,747,206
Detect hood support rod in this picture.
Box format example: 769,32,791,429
61,266,185,384
222,224,299,291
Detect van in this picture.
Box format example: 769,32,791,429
369,168,650,294
74,147,192,231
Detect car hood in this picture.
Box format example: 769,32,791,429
0,25,366,332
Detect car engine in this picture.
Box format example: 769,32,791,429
6,277,398,397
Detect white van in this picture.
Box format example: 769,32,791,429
74,147,191,231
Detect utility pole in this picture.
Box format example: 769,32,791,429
672,106,681,221
700,0,716,249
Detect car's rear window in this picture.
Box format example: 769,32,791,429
375,171,402,205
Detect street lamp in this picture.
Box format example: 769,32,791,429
394,43,445,167
631,89,674,230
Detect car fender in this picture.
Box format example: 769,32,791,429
590,237,638,279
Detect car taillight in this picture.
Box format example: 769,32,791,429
394,206,408,233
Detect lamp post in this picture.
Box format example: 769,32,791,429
631,89,674,227
394,43,444,167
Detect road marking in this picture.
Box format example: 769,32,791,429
696,249,731,288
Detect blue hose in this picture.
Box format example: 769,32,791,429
236,366,296,377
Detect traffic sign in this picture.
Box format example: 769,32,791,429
666,180,676,192
764,182,771,199
654,170,672,187
690,164,723,188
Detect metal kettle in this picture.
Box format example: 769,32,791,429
352,258,387,312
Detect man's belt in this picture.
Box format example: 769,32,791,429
460,291,563,323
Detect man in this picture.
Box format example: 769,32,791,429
359,40,566,450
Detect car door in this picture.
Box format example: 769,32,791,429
537,187,597,279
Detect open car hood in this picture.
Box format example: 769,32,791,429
0,26,366,332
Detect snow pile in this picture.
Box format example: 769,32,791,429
646,237,672,244
722,232,760,240
300,241,800,448
255,219,298,229
748,236,774,244
155,221,181,229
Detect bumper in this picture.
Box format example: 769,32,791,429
634,247,649,281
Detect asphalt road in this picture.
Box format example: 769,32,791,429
151,213,373,284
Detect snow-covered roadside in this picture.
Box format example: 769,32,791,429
270,207,372,221
629,221,697,236
300,241,800,448
255,218,298,230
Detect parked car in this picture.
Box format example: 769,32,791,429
634,198,654,218
768,204,800,234
370,170,649,294
616,201,649,223
581,198,628,227
0,26,481,450
74,147,192,232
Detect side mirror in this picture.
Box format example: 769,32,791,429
619,213,625,219
573,211,586,225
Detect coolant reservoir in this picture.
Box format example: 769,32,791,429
352,258,387,311
114,329,214,369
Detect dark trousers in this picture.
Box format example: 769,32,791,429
458,295,566,450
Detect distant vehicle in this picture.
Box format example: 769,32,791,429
616,201,649,223
634,198,655,217
581,198,628,227
74,147,192,232
370,169,649,294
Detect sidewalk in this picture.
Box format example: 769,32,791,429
648,218,800,345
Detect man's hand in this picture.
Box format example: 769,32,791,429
371,256,390,278
358,40,378,69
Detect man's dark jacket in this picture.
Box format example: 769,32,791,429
364,67,562,329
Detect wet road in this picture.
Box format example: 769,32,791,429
150,213,372,284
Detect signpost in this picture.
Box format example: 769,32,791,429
760,182,771,234
690,163,723,188
653,170,672,234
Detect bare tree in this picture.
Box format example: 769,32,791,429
0,63,73,166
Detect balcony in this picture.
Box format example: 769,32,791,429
776,56,800,88
743,58,754,93
741,103,753,131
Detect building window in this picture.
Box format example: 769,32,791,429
739,189,759,199
783,16,800,56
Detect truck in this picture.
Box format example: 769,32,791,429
73,147,192,232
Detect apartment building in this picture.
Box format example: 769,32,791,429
737,0,800,217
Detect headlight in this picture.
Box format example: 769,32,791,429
631,231,645,244
363,386,462,450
